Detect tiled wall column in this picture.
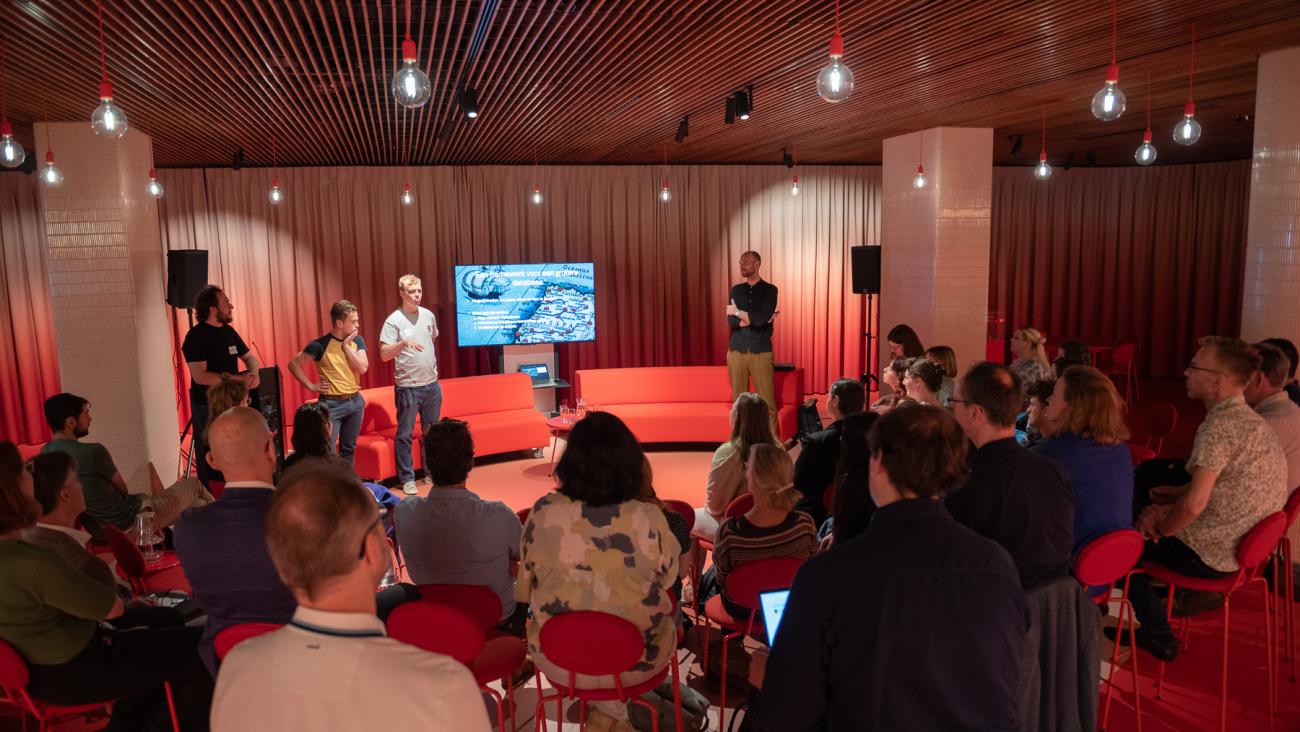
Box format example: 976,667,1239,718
35,123,177,488
879,127,993,377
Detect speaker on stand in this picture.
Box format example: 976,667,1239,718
251,367,287,472
850,245,882,390
166,250,209,309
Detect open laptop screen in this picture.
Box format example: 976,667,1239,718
518,363,550,384
759,589,791,647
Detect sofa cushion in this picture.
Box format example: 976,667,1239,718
576,367,732,406
600,403,732,444
442,373,536,416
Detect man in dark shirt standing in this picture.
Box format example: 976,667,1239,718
947,361,1075,590
747,405,1027,731
182,285,260,484
727,251,779,436
792,378,868,527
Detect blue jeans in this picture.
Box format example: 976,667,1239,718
189,397,214,484
395,382,443,484
324,393,366,465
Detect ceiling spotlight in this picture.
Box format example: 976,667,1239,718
724,95,736,125
675,116,689,143
734,89,752,121
782,149,794,168
1009,134,1023,158
460,88,480,119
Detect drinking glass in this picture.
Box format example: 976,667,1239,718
134,511,162,563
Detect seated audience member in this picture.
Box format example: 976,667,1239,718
1053,355,1086,379
173,407,297,673
886,323,925,359
640,458,692,604
0,443,213,730
40,393,213,537
212,462,490,732
517,413,677,729
395,419,524,634
1024,378,1056,446
701,444,817,618
1009,328,1053,405
206,378,250,419
1247,342,1300,492
946,362,1075,590
284,402,399,514
903,359,945,407
1060,339,1091,364
869,357,914,414
827,412,880,547
1119,337,1287,661
1033,366,1133,553
925,345,958,406
1261,337,1300,407
792,378,866,527
745,406,1027,731
693,392,778,543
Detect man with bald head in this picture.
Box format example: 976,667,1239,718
174,406,296,673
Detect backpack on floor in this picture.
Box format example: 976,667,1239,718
629,677,709,732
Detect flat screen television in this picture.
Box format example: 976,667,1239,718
453,262,596,347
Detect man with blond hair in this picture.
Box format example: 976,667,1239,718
211,462,489,730
380,274,442,495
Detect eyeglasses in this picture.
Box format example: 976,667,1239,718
1185,362,1223,375
948,398,972,406
356,515,381,560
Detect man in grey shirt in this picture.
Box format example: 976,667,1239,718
394,419,525,634
380,274,442,495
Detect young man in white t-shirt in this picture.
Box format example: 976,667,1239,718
379,274,442,495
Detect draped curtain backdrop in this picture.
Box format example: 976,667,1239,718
0,173,60,444
156,165,882,425
989,160,1250,377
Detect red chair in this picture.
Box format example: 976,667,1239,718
1143,511,1288,732
207,480,225,500
1126,443,1157,467
1140,402,1178,455
102,525,188,596
691,493,755,604
517,507,531,526
1073,530,1144,732
701,556,804,732
1274,489,1300,686
0,637,179,732
416,584,503,633
388,600,528,731
532,610,682,732
1107,342,1139,404
214,622,282,661
662,499,696,533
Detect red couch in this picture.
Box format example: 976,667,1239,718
573,366,803,443
351,373,550,481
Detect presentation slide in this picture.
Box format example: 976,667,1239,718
454,263,596,347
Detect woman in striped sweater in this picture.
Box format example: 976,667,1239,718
699,443,818,618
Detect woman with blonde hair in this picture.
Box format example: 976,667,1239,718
698,444,817,617
1033,365,1133,553
692,392,779,543
1009,327,1052,404
925,346,958,406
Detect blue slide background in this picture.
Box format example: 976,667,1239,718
453,263,596,347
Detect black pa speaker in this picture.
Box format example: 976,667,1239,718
250,366,287,471
166,250,209,309
850,245,881,295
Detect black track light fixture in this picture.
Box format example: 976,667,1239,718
734,88,752,120
675,116,689,143
460,88,480,119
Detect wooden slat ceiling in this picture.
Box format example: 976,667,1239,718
0,0,1295,169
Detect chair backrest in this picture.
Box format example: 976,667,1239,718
103,525,145,579
0,637,30,692
1141,402,1178,444
388,601,486,664
537,610,645,677
662,499,696,532
416,584,502,632
724,492,754,518
1111,342,1137,366
1284,489,1300,527
516,508,531,526
1126,443,1156,467
1073,529,1144,588
1236,511,1289,571
207,480,226,500
214,623,282,661
723,556,805,617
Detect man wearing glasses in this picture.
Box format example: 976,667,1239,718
1115,337,1287,662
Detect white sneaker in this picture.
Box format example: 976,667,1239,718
402,481,419,496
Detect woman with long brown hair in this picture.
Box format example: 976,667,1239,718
692,392,779,543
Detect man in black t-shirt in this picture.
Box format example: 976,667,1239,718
182,285,260,483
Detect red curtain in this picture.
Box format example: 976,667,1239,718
156,165,883,424
989,160,1250,377
0,173,61,444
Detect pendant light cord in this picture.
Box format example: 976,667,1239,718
1040,103,1046,154
1187,24,1196,102
96,0,109,82
0,40,7,121
404,0,412,42
1145,70,1151,128
834,0,841,33
1109,0,1117,65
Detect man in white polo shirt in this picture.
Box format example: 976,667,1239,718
380,274,442,495
211,462,489,731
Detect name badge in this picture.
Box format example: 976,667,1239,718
228,345,239,355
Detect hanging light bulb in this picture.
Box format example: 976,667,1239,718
391,0,431,109
0,121,24,168
268,179,283,205
41,150,63,188
659,180,671,202
816,0,854,103
90,2,127,138
1090,0,1125,121
401,182,415,206
1135,72,1156,165
913,165,927,189
146,168,164,198
790,174,800,197
1034,103,1052,180
531,183,543,205
1173,24,1201,146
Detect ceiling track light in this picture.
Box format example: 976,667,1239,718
675,115,689,143
460,88,480,119
734,88,752,121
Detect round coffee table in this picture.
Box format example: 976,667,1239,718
546,415,580,475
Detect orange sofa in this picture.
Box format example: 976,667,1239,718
574,366,803,443
351,373,550,481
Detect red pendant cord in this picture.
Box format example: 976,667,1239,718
918,131,923,168
1040,103,1046,156
1187,24,1196,102
96,0,109,83
835,0,841,33
1145,71,1151,129
1109,0,1117,65
405,0,412,41
0,39,8,121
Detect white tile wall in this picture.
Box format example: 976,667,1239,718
880,127,993,375
34,123,179,489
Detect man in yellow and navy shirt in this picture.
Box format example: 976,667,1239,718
289,300,370,465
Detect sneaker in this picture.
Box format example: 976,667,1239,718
402,481,419,496
1104,626,1180,662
